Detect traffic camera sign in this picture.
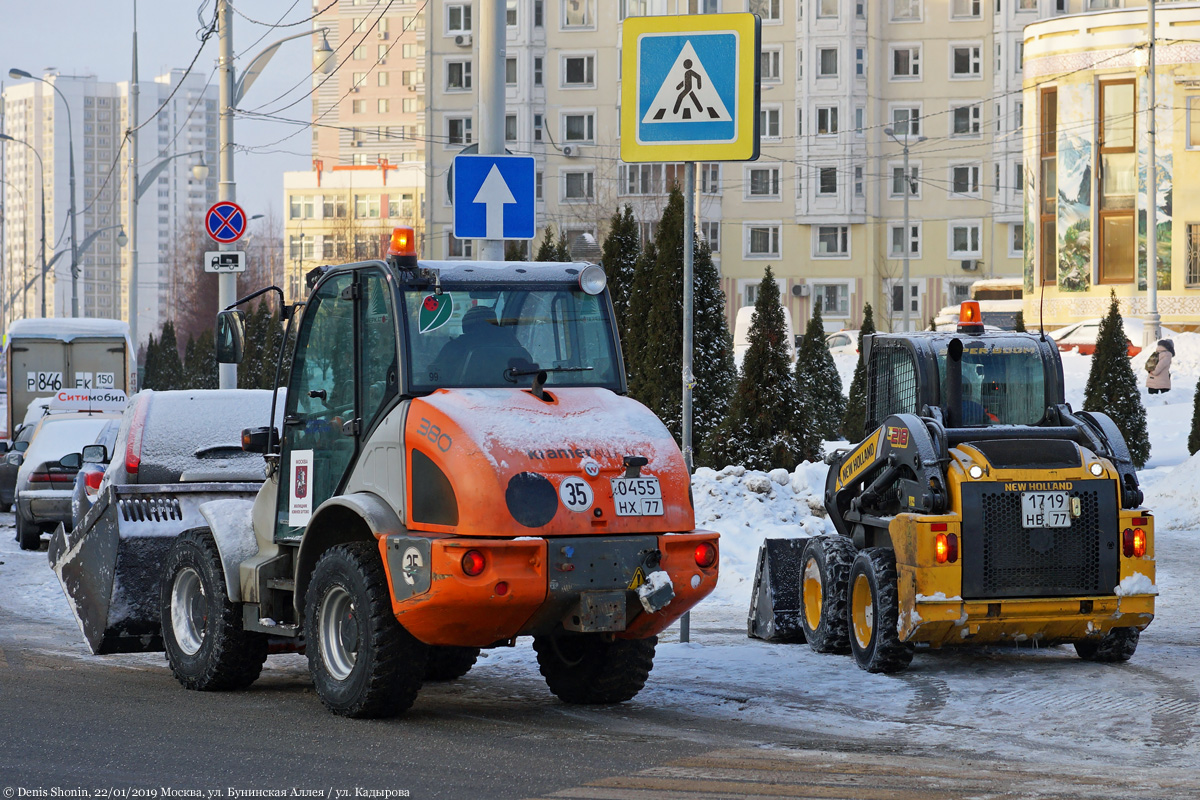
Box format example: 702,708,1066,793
205,201,248,243
452,154,536,240
621,13,761,162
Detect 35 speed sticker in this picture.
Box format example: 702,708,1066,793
559,476,594,512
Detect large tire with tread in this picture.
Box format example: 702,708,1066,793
424,646,481,681
161,528,269,690
16,515,41,551
305,542,428,718
1074,627,1139,662
533,634,656,704
848,548,914,674
799,535,857,654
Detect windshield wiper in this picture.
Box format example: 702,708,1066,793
503,365,594,382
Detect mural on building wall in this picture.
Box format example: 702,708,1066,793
1138,75,1173,291
1057,81,1092,292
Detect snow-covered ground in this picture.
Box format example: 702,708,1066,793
2,336,1198,771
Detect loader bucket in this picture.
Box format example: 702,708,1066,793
746,538,809,643
48,482,262,655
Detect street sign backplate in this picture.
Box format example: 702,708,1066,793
205,201,248,244
452,154,536,240
621,13,760,163
205,250,246,274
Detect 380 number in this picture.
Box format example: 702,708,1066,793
416,417,452,452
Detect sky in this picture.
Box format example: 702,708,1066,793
1,0,317,221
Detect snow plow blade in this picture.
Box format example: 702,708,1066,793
48,482,261,654
746,538,808,643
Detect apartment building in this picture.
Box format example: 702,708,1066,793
282,0,429,298
0,70,216,333
424,0,1155,335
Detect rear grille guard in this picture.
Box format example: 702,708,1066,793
118,496,184,523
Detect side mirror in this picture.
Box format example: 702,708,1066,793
241,426,278,454
82,444,109,464
14,440,29,453
216,310,246,364
59,452,83,470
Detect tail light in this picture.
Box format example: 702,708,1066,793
29,472,74,484
935,532,959,564
84,468,104,495
125,394,152,475
694,541,717,569
461,550,486,576
1123,528,1147,558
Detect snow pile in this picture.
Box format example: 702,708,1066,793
1115,572,1157,596
1139,449,1200,530
692,462,833,607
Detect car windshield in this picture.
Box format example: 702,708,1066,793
400,285,621,391
936,340,1047,426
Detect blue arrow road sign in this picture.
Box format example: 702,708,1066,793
452,154,536,241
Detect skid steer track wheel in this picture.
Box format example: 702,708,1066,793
799,535,857,654
161,529,269,691
305,542,428,718
532,634,656,704
1074,627,1140,662
16,515,41,551
424,646,481,681
848,548,914,674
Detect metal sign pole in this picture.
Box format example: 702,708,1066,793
478,0,506,262
681,159,695,644
217,0,237,389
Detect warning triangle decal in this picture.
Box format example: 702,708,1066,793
641,41,732,125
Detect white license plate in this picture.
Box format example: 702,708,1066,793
611,477,664,516
1021,491,1071,528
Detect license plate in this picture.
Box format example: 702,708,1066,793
610,477,663,516
1021,491,1071,528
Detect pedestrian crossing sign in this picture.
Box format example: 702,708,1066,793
621,13,760,163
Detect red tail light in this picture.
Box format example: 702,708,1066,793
461,550,485,576
84,468,104,495
29,472,74,484
125,394,152,475
694,542,717,569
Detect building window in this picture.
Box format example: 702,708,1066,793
448,234,472,258
1013,161,1023,196
534,113,543,141
891,45,921,79
534,57,544,86
950,221,982,258
447,4,471,33
700,220,720,252
447,60,472,91
701,163,721,193
855,107,865,135
761,48,781,82
1015,101,1024,131
563,113,595,142
817,0,839,17
352,99,366,114
354,194,381,219
797,48,803,78
535,0,544,26
1188,224,1200,286
323,196,348,219
1019,0,1038,9
1010,223,1025,258
817,106,839,135
1188,96,1200,148
818,48,838,77
814,283,850,316
751,0,782,20
507,0,518,25
563,170,594,200
1014,41,1024,73
891,106,921,136
506,58,518,85
891,283,920,316
953,0,981,17
891,0,921,20
818,167,838,195
536,171,544,201
891,165,919,197
563,0,592,28
1040,87,1057,285
1099,79,1136,283
505,115,517,141
951,45,982,78
563,55,595,86
746,224,781,257
760,106,781,139
951,164,981,196
854,165,864,196
890,223,921,257
747,166,781,198
447,116,473,146
856,48,865,76
951,104,981,136
816,225,850,257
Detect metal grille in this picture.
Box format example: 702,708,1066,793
867,342,918,429
118,496,183,523
1188,223,1200,287
971,439,1080,469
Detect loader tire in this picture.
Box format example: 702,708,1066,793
1074,627,1139,662
848,548,914,674
533,634,656,705
799,535,857,654
161,529,269,691
424,646,480,681
16,515,41,551
305,542,428,718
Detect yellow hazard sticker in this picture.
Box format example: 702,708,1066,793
628,566,647,590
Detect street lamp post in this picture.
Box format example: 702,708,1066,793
0,133,47,317
8,68,80,317
885,127,927,333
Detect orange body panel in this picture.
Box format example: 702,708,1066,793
620,532,720,639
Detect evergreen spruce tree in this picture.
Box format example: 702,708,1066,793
795,302,846,440
625,187,734,463
840,303,876,442
504,241,528,261
600,204,640,335
707,267,821,470
556,228,572,261
1083,291,1150,468
157,320,184,391
142,333,160,391
1189,379,1200,456
1013,310,1027,332
192,329,218,389
182,335,199,389
535,225,559,261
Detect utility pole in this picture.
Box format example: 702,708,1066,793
128,0,140,356
217,0,237,388
1145,0,1160,347
478,0,505,262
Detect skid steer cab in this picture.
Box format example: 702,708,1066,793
749,302,1154,673
62,227,718,719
